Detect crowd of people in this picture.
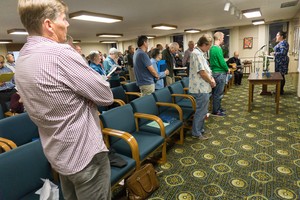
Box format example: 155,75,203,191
0,0,290,199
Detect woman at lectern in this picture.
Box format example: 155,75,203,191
273,31,289,95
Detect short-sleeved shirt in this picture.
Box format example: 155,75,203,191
189,47,212,94
133,48,153,86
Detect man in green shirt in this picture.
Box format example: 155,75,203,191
209,32,229,116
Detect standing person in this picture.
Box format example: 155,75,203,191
103,48,121,88
273,31,289,95
162,42,179,85
189,34,215,140
5,53,16,72
16,0,113,199
89,51,106,77
0,55,16,115
226,51,243,85
150,48,169,90
133,35,159,96
127,45,136,81
182,40,195,76
209,32,229,116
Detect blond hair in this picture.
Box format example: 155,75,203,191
213,32,224,41
18,0,68,35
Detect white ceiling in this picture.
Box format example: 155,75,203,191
1,0,299,43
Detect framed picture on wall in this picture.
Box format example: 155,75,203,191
243,37,253,49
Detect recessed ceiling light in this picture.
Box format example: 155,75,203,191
69,11,123,23
152,24,177,30
100,40,117,44
73,40,81,43
96,33,123,38
184,29,201,33
0,40,13,44
146,35,156,39
7,29,28,35
252,19,265,25
242,8,262,18
224,2,231,11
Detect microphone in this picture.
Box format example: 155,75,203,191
259,45,266,50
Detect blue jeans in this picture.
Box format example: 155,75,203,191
212,73,227,113
191,93,210,136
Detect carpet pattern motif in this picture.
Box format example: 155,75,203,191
147,75,300,200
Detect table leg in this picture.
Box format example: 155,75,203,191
260,84,272,95
275,82,280,114
248,82,253,112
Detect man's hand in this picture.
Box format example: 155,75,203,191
210,77,216,88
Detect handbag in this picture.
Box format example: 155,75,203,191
126,163,159,200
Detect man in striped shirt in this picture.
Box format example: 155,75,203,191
16,0,113,199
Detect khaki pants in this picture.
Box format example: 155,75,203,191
59,152,111,200
166,76,175,86
139,84,155,96
128,66,136,82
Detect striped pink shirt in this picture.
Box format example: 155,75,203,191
15,36,113,175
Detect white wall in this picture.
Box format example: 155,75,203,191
0,45,7,56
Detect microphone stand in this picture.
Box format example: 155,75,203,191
253,45,266,74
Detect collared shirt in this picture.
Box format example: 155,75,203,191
89,62,106,76
5,62,16,73
0,66,15,91
15,36,113,175
182,48,193,66
103,56,120,80
189,47,212,94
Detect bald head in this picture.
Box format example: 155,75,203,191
234,51,239,58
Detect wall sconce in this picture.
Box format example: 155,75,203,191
252,19,265,25
242,8,262,18
7,29,28,35
96,33,123,38
69,11,123,23
152,24,177,30
184,29,201,33
0,40,13,44
224,2,231,11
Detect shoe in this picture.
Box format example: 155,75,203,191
219,108,226,112
192,135,209,140
211,111,226,117
192,135,208,140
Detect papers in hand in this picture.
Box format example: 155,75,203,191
35,179,59,200
0,72,14,82
146,121,169,128
106,65,121,77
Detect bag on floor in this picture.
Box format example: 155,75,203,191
126,163,159,200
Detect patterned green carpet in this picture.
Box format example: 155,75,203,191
114,74,300,200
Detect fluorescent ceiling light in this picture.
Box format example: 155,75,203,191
146,35,156,39
252,19,265,25
242,8,262,18
7,29,28,35
69,11,123,23
96,33,123,38
152,24,177,30
100,40,117,44
0,40,13,44
224,2,231,11
184,29,201,33
73,40,81,43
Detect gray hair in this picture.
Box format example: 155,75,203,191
89,51,99,61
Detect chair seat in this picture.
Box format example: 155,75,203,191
111,131,164,161
161,107,194,121
20,185,64,200
177,98,193,108
140,119,182,137
111,153,136,186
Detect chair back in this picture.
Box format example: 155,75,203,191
130,95,159,125
152,88,173,113
0,113,39,146
168,82,184,102
0,140,52,200
181,77,189,88
123,82,140,102
100,104,136,145
0,106,4,120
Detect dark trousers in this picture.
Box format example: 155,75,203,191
280,73,285,94
0,88,17,114
234,71,243,85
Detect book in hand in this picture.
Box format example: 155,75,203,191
106,65,121,77
157,60,167,72
0,73,14,82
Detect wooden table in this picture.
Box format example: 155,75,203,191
248,72,283,114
